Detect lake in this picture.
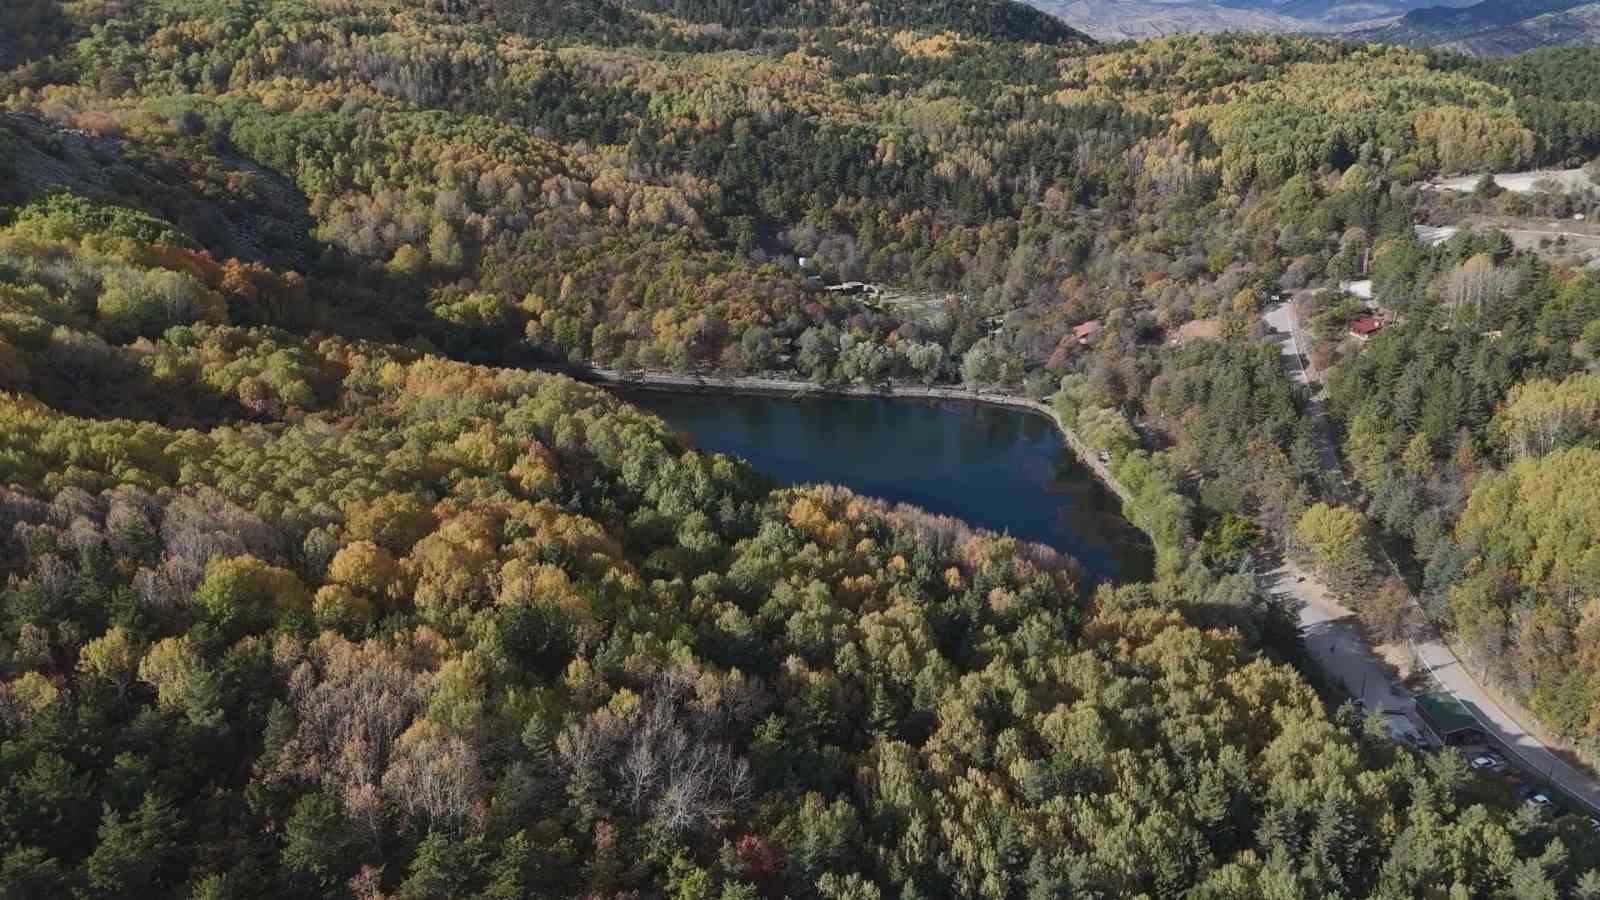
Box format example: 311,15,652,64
622,389,1154,584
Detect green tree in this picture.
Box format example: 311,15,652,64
281,793,360,893
0,846,69,900
84,795,183,898
1294,504,1373,598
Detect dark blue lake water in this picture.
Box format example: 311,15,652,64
622,389,1153,584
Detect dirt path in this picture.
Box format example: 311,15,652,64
1265,557,1421,742
1428,168,1593,194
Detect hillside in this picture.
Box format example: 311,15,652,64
1030,0,1600,51
1440,3,1600,55
4,0,1600,895
1029,0,1477,41
1025,0,1322,41
1353,0,1600,54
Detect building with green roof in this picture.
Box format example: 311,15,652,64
1414,691,1487,746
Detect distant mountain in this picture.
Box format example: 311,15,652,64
1396,0,1583,31
1352,0,1600,54
1230,1,1468,25
1025,0,1321,40
1026,0,1476,41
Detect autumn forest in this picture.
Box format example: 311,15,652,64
4,0,1600,896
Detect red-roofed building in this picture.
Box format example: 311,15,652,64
1349,315,1385,342
1072,320,1103,344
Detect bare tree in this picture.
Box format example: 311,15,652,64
268,634,426,831
381,720,486,831
558,666,764,836
161,488,285,569
1440,254,1520,318
132,557,205,610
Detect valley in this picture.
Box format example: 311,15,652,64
3,0,1600,894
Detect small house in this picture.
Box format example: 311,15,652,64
1349,315,1385,342
1073,320,1103,345
1414,692,1487,747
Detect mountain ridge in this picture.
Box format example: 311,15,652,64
1027,0,1600,51
1352,0,1600,54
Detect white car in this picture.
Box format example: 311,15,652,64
1469,754,1501,771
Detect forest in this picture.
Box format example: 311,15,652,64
4,0,1600,894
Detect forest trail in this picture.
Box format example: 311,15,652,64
1263,299,1600,814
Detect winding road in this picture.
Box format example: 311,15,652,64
1263,300,1600,813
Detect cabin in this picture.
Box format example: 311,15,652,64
1073,320,1103,345
1414,692,1487,747
1349,315,1385,342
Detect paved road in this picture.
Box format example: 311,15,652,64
1263,300,1600,812
1263,301,1310,386
1413,640,1600,811
1263,301,1345,481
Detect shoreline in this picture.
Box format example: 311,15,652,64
569,366,1135,507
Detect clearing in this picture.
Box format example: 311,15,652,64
1428,168,1594,195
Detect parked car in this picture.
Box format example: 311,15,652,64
1517,785,1553,809
1469,752,1503,771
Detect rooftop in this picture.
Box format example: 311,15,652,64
1414,691,1479,736
1350,315,1385,336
